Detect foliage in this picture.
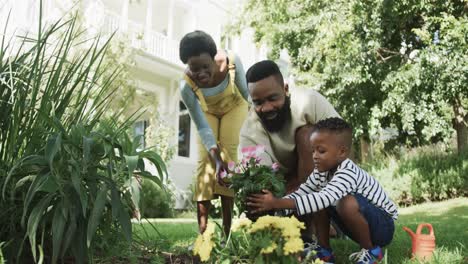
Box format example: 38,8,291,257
233,0,467,151
0,242,4,264
228,146,286,218
192,216,309,263
397,148,468,203
364,146,468,206
0,13,168,263
0,15,118,260
140,179,174,218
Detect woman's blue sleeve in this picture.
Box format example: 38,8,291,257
180,82,217,151
233,54,249,101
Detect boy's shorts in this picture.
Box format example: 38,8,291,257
327,194,395,247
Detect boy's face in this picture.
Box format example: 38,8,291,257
310,130,348,172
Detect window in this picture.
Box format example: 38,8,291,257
178,101,191,157
134,120,148,150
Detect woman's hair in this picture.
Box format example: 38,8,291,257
179,30,217,64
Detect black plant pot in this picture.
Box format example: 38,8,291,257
245,205,275,222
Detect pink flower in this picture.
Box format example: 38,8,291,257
241,146,256,158
271,162,280,171
220,169,228,178
228,161,236,171
254,145,266,156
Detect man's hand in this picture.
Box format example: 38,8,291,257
247,189,277,214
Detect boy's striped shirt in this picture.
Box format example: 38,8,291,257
284,158,398,219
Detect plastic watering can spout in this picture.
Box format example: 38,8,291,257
402,226,416,239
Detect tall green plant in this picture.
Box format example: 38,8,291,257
0,12,167,263
4,119,166,263
0,15,117,259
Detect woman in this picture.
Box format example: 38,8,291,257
179,30,249,236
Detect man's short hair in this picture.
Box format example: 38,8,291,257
312,117,353,149
179,30,217,64
246,60,284,85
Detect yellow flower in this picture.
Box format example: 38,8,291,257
192,222,216,262
260,242,277,254
231,217,252,232
283,237,304,255
203,222,216,239
198,240,214,261
192,235,203,255
249,215,277,233
286,216,305,230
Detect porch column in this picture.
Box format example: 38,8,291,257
167,0,174,39
145,0,153,48
120,0,129,32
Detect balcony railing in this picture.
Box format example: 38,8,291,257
103,11,181,66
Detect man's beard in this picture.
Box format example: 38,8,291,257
257,96,291,133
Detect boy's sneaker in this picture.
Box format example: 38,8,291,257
305,245,336,264
349,246,384,264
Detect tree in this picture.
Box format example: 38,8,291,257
234,0,467,152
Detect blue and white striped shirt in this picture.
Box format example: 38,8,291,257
285,159,398,220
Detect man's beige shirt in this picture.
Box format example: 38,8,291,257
239,88,340,174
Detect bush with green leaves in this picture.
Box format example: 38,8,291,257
365,146,468,206
140,179,174,218
0,14,167,263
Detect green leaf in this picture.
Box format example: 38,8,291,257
124,155,139,178
135,171,163,188
22,171,50,226
61,209,77,259
86,184,108,248
26,194,53,261
71,169,88,217
130,176,141,213
83,136,94,165
51,202,67,264
45,133,62,168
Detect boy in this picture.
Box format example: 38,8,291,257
247,117,398,264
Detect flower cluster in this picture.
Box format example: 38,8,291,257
192,222,216,262
192,215,316,263
249,215,305,256
228,145,286,218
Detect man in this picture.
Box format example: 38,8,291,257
240,60,340,192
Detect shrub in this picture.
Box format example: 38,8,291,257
398,148,468,203
364,146,468,206
140,179,174,218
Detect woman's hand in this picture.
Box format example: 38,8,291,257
209,147,228,186
247,189,277,214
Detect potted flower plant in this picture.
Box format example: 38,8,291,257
225,145,286,221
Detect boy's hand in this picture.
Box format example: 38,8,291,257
247,189,276,214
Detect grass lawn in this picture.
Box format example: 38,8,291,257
129,198,467,263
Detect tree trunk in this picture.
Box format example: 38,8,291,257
453,103,468,153
454,117,468,153
360,136,370,163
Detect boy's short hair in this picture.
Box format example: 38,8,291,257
246,60,284,85
312,117,353,149
179,30,217,64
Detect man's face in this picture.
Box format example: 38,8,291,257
309,131,346,172
248,75,291,132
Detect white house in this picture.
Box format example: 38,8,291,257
1,0,278,208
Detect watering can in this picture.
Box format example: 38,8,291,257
402,223,436,261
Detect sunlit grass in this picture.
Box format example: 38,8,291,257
116,198,468,263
